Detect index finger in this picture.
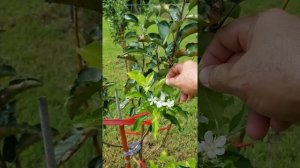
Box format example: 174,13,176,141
166,63,183,79
201,15,258,67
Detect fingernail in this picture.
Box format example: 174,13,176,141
165,78,170,85
199,68,209,88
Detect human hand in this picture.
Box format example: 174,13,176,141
199,9,300,139
166,60,198,102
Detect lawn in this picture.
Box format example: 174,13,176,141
102,5,198,167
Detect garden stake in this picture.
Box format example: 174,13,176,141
38,97,57,168
115,89,131,168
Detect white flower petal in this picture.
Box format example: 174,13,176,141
155,101,163,108
204,131,213,143
206,149,216,159
215,148,225,156
160,92,167,101
214,136,226,147
198,142,205,152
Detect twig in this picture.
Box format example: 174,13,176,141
73,6,84,71
169,0,187,67
282,0,291,10
103,141,123,148
92,135,101,155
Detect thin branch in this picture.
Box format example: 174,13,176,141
92,135,101,155
282,0,291,10
73,6,84,71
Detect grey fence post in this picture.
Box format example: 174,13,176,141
38,97,57,168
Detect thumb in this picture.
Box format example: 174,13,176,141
166,76,180,88
199,63,235,93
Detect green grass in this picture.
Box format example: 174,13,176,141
102,6,198,167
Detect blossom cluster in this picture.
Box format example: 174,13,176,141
147,92,174,108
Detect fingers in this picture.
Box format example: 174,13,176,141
166,63,183,87
270,120,290,133
199,62,237,94
201,16,257,67
246,111,270,140
180,93,189,102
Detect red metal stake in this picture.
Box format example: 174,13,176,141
119,125,131,168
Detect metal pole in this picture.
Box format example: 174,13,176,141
115,89,131,168
38,97,57,168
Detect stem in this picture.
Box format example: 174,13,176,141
103,141,123,148
73,6,84,71
155,48,160,71
141,42,146,72
92,135,101,155
282,0,290,10
213,2,238,32
169,0,187,67
138,125,145,160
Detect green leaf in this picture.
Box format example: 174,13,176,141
185,43,198,56
229,104,247,133
66,67,101,119
2,135,17,162
0,78,42,109
220,151,253,168
148,33,163,46
127,70,147,87
125,31,137,40
189,0,198,11
126,91,143,99
230,4,241,19
169,5,180,21
16,124,58,155
170,21,183,33
124,13,139,24
132,115,148,131
45,0,100,12
199,85,227,135
151,78,166,95
124,46,146,55
157,21,170,43
55,127,98,166
117,54,138,62
0,64,16,78
143,19,156,29
152,109,160,139
88,155,102,168
78,42,101,69
146,72,154,87
163,113,181,130
0,124,41,139
179,23,198,42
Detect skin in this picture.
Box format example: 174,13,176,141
166,8,300,140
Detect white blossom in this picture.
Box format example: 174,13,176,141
147,92,175,108
148,95,158,105
198,131,226,159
